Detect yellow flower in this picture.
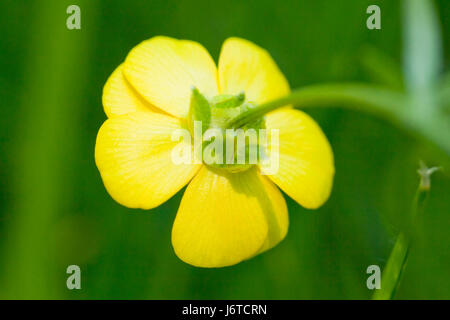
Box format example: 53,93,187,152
95,36,334,268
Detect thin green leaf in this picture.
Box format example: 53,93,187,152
402,0,442,93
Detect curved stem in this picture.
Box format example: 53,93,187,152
226,83,450,158
227,83,409,128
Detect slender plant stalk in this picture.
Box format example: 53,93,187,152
372,232,410,300
372,163,438,300
227,83,408,128
2,1,97,298
226,83,450,158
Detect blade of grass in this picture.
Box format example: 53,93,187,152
402,0,442,118
403,0,442,93
373,162,439,299
2,1,97,298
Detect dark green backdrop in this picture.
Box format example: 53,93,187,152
0,0,449,299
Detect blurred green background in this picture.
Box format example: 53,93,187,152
0,0,449,299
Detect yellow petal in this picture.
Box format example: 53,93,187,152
218,37,290,104
172,166,288,268
255,174,289,254
95,111,201,209
123,36,218,118
102,64,160,118
260,108,334,209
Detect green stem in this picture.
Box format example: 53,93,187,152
2,0,98,298
226,83,450,158
372,232,410,300
227,83,409,128
372,164,435,300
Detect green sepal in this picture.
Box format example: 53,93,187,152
211,92,245,109
188,87,211,134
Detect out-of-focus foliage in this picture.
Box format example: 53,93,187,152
0,0,448,299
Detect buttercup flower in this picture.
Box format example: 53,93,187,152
95,36,334,267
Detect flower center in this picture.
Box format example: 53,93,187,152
188,88,266,173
